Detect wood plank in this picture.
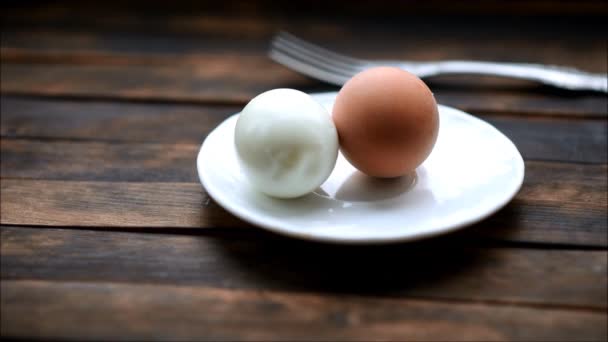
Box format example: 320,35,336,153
2,97,605,150
1,280,606,341
0,62,314,105
1,5,606,117
0,140,199,182
478,200,607,246
2,63,607,117
2,227,606,309
1,112,606,166
1,4,606,51
0,96,239,143
2,25,606,73
0,180,244,228
481,116,607,164
1,160,606,246
0,36,264,60
434,91,607,118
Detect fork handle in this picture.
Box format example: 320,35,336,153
424,61,607,92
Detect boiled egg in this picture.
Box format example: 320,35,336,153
234,89,339,198
333,67,439,178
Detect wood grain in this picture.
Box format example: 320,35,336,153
0,180,244,228
2,63,607,117
482,116,607,164
2,2,607,341
0,62,310,105
2,98,607,160
2,26,606,73
1,3,606,117
2,3,606,59
2,280,606,341
0,96,239,143
0,140,199,182
0,121,605,183
2,226,606,309
1,160,606,246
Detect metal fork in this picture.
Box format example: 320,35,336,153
269,31,607,93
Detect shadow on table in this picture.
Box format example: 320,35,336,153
206,228,492,296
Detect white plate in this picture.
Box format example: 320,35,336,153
197,92,524,244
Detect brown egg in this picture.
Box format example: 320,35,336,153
333,67,439,178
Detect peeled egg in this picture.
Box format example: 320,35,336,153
333,67,439,178
235,89,339,198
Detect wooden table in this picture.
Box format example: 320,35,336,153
1,2,607,341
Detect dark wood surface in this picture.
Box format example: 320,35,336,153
1,1,607,341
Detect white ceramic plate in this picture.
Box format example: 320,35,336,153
197,92,524,244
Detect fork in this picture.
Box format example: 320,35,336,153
269,31,607,93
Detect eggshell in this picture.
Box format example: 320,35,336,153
333,67,439,178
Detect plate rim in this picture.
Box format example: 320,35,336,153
197,94,525,244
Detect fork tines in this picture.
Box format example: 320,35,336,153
269,31,368,86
